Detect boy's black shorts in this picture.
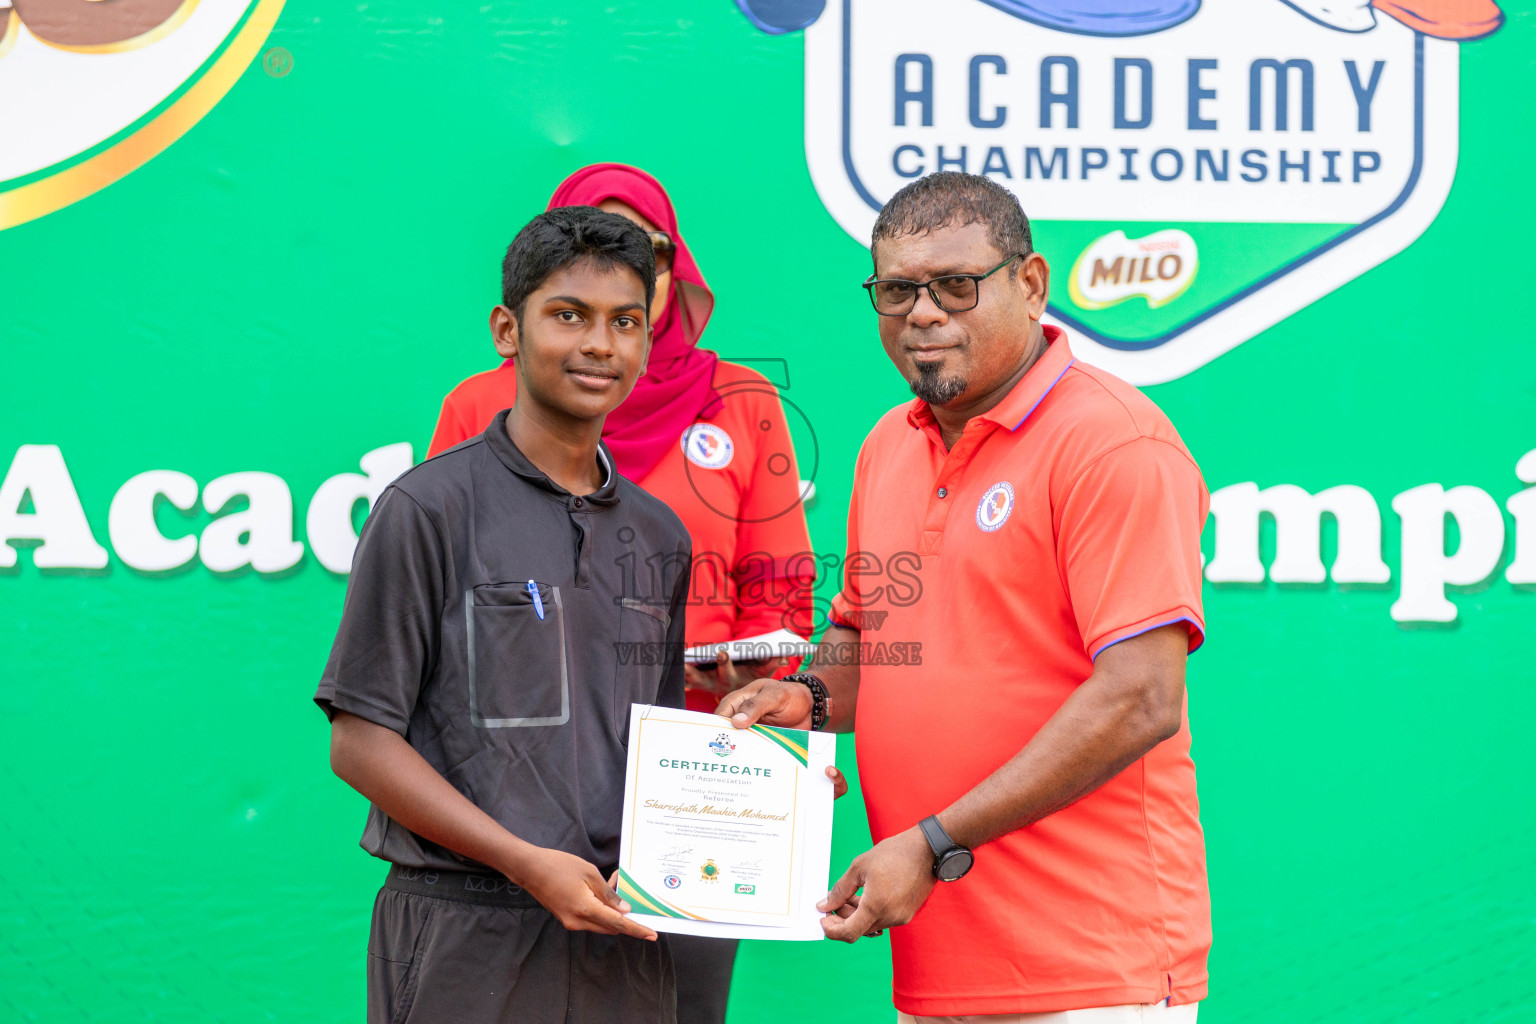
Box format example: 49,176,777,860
368,865,676,1024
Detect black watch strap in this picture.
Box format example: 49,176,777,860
919,815,974,881
781,673,828,731
918,815,958,859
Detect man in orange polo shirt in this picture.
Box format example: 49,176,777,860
722,172,1210,1022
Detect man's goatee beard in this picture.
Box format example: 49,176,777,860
909,365,968,406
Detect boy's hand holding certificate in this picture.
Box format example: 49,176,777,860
616,704,836,940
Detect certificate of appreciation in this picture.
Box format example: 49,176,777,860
615,704,836,941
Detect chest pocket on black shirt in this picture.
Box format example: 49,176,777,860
613,598,670,736
465,582,569,728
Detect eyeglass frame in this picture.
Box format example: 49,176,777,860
648,231,676,275
861,253,1023,316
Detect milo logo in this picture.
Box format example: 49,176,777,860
1070,230,1197,311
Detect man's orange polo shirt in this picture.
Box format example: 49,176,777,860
828,327,1210,1016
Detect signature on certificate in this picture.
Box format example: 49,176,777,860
661,845,694,861
736,858,764,870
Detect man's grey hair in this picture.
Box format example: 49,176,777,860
870,172,1033,272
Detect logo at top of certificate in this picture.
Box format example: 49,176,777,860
976,482,1015,533
700,859,722,882
709,733,736,758
682,424,734,470
800,0,1498,384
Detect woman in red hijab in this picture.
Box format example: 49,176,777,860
427,164,816,1024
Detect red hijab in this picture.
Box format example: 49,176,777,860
545,163,722,481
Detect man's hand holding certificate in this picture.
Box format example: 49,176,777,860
616,704,836,940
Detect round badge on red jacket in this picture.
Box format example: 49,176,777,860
682,423,735,469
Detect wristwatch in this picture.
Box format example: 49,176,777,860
780,672,828,731
918,815,974,882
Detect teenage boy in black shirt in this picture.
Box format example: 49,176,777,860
315,206,691,1023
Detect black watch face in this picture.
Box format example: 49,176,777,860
936,848,974,882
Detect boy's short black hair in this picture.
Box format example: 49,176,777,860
871,172,1033,273
501,206,656,321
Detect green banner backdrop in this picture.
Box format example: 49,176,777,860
3,2,1532,1021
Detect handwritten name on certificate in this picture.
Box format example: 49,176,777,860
616,704,836,941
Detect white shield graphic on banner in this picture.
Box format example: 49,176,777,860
804,0,1466,384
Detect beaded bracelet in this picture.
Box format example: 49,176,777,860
780,672,829,731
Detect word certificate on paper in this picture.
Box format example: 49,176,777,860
616,704,836,940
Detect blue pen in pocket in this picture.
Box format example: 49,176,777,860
527,580,545,621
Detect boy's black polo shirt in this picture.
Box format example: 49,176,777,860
315,409,690,872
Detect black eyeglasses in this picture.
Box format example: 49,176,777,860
648,231,675,275
862,254,1021,316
